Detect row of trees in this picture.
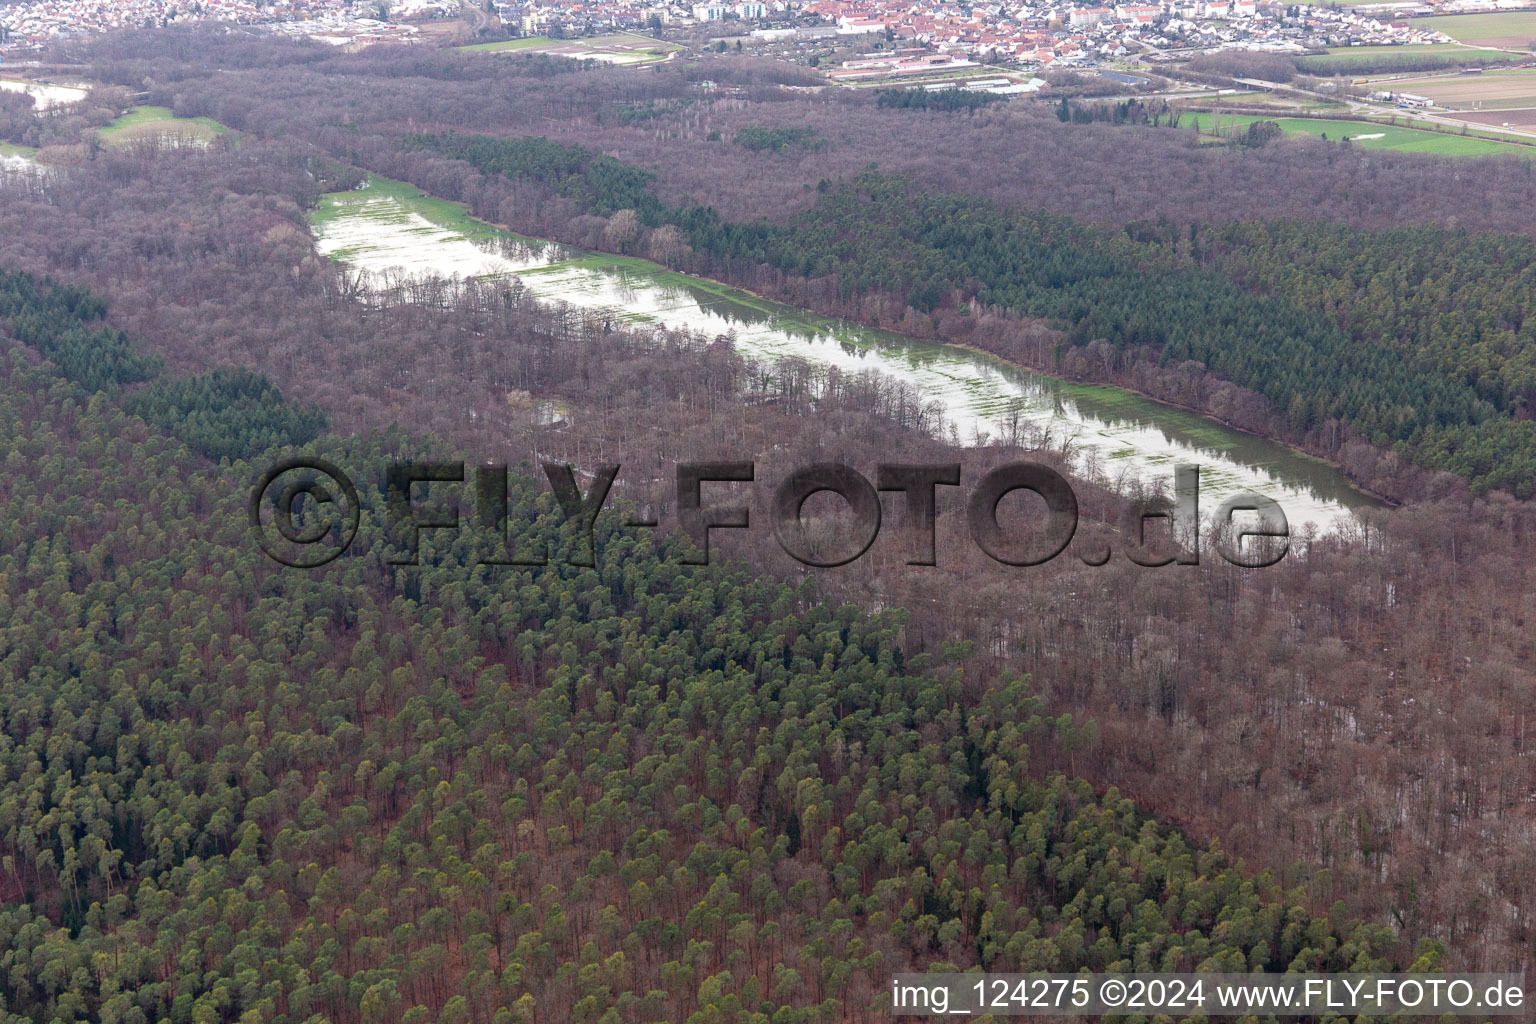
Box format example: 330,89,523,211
874,89,1004,113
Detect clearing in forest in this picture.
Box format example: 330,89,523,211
97,106,228,147
461,32,682,64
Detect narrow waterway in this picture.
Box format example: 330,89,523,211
312,174,1381,532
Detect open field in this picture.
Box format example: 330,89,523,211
462,32,681,63
97,106,227,147
1458,107,1536,128
842,68,1037,89
1190,90,1347,111
1324,42,1480,54
1297,45,1514,74
311,172,510,243
1391,112,1536,141
1192,112,1534,154
1413,12,1536,48
1386,69,1536,108
460,35,555,50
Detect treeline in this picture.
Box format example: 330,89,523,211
125,366,331,462
874,88,1005,113
0,269,326,460
1182,49,1297,83
1187,218,1536,494
602,97,696,127
1055,96,1183,127
0,81,135,149
0,269,161,392
733,126,826,153
406,133,1536,496
0,90,36,146
402,132,664,220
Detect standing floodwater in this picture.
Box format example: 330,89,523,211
312,174,1380,533
0,80,88,111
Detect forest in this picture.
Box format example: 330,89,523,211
874,89,1005,112
0,270,326,460
406,131,1536,496
0,26,1534,1022
0,323,1415,1023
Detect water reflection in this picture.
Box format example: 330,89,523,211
313,178,1382,531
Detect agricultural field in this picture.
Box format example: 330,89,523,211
1191,112,1535,154
1194,90,1346,111
1297,44,1514,74
462,32,681,64
459,34,556,50
1413,11,1536,48
1387,69,1536,109
97,105,227,147
1459,107,1536,129
1325,42,1482,53
844,69,1040,90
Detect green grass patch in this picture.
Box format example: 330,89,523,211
1396,115,1536,143
1199,91,1346,111
311,173,517,242
1298,46,1514,74
1201,113,1532,154
461,33,681,59
1413,12,1536,46
0,142,37,159
1323,42,1481,55
98,106,227,145
100,105,176,131
461,36,556,51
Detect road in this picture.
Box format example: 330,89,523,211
1355,99,1536,141
1213,75,1536,144
460,0,489,35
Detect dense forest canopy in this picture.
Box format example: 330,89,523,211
97,31,1536,236
874,89,1006,112
0,327,1412,1023
0,29,1532,1020
407,132,1536,496
0,270,326,460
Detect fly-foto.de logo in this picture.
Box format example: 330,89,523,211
250,458,1290,570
